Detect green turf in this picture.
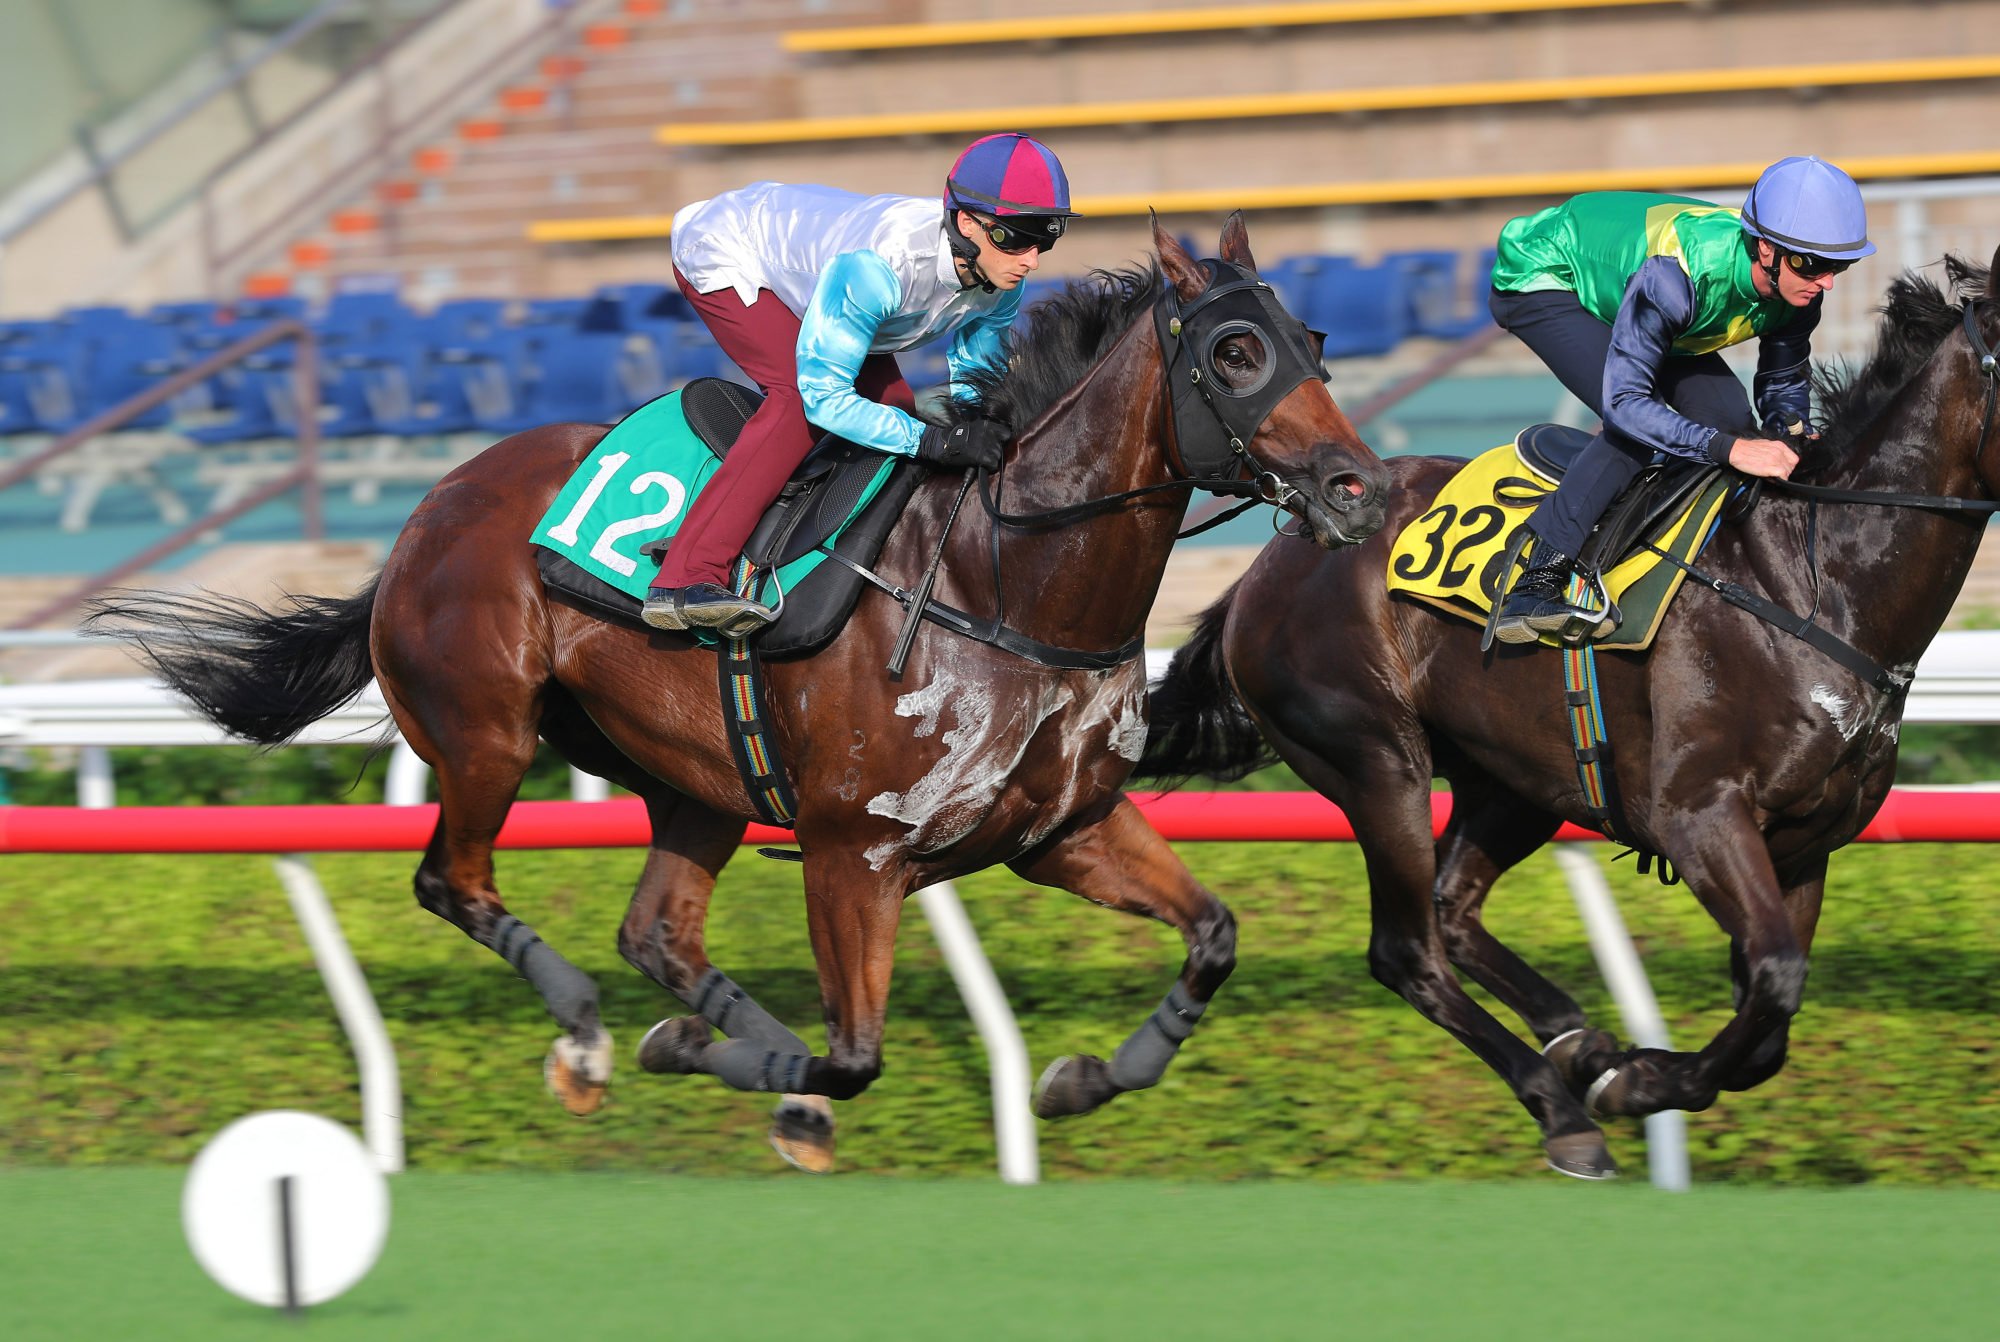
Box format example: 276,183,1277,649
3,1169,1994,1341
6,843,1999,1183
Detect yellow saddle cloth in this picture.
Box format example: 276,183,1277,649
1385,440,1732,650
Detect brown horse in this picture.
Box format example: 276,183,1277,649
1141,248,2000,1178
91,217,1388,1170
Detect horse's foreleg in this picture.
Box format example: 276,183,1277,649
1003,796,1235,1120
643,844,903,1107
617,792,835,1171
1589,811,1807,1117
1721,856,1826,1093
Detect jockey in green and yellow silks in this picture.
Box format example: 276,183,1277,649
1486,156,1875,644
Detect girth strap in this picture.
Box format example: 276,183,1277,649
1560,642,1677,884
717,557,799,827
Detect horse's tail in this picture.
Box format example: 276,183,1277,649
83,576,381,747
1136,581,1277,783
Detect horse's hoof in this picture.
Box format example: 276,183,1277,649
769,1094,836,1175
637,1016,713,1075
1543,1027,1622,1096
1586,1048,1676,1117
1032,1054,1120,1120
1543,1130,1620,1181
544,1031,613,1116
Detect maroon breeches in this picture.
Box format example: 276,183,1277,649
652,266,916,591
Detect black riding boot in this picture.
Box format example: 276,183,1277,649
1493,545,1613,645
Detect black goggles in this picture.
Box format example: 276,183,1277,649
971,212,1065,254
1782,250,1851,279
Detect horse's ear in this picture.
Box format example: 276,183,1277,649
1153,211,1206,302
1218,211,1257,273
1990,242,2000,297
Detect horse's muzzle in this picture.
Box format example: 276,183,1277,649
1292,461,1388,548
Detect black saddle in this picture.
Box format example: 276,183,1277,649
1512,422,1721,572
536,378,924,658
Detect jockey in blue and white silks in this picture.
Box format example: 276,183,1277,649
642,133,1079,636
671,183,1022,457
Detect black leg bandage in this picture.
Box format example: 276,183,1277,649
688,968,810,1054
1109,982,1207,1091
701,1038,813,1093
490,914,598,1030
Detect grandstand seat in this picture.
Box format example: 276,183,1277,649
1262,255,1334,331
234,297,308,325
521,297,589,328
0,359,38,438
427,299,508,344
1385,250,1493,340
4,313,186,433
1299,259,1410,360
473,331,639,433
182,363,291,446
318,291,410,347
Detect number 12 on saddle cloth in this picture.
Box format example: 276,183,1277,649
1384,441,1734,651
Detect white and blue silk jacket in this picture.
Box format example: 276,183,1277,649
671,183,1021,456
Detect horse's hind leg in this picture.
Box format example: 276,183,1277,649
1433,773,1624,1089
615,792,836,1172
382,668,613,1115
1003,797,1237,1120
1304,743,1616,1178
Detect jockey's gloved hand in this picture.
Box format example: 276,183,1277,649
916,419,1006,472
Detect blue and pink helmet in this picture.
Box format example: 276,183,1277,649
945,133,1078,221
1740,156,1875,261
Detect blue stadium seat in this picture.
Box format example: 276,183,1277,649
473,331,638,433
521,297,588,328
318,291,410,348
1309,259,1409,359
1385,249,1493,340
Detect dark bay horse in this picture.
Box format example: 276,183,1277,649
91,217,1388,1171
1141,248,2000,1178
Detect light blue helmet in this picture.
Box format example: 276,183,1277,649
1740,156,1876,261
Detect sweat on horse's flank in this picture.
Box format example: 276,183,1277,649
8,1169,1992,1341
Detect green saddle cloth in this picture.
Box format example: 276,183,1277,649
529,388,896,603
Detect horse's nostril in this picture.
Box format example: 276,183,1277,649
1327,472,1367,502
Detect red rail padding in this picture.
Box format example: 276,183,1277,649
1,789,1997,854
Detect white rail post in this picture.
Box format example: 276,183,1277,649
274,855,404,1174
1552,845,1690,1192
384,742,429,806
916,881,1039,1185
76,745,114,808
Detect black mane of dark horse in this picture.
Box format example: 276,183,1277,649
1139,248,1998,1180
1811,254,1990,457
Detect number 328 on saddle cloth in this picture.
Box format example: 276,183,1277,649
1385,436,1733,651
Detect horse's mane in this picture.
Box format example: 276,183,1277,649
945,264,1162,430
1811,253,1992,457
